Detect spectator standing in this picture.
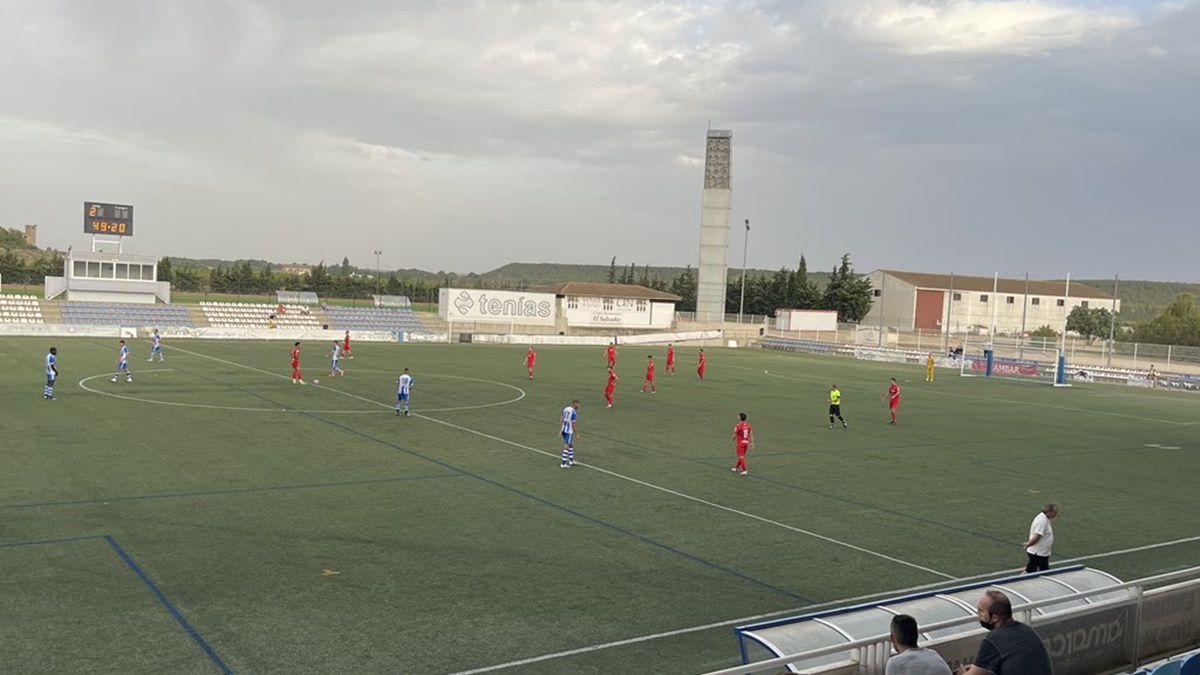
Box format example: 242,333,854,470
1023,503,1059,573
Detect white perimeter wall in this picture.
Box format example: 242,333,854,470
776,310,838,331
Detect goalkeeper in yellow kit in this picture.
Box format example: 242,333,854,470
926,353,935,382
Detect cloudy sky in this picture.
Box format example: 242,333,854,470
1,0,1196,280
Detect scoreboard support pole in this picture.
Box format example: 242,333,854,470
91,234,125,253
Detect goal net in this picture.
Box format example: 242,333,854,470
955,337,1066,385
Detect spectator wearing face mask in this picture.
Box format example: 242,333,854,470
953,590,1053,675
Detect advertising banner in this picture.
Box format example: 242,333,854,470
968,358,1041,377
562,296,672,329
439,288,556,326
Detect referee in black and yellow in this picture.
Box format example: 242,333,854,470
829,384,848,429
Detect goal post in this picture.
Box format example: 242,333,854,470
955,336,1063,385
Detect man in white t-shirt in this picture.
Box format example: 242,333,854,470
1023,503,1059,573
886,614,952,675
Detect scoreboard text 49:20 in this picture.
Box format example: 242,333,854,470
84,202,134,236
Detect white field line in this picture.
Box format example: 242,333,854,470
761,369,1200,426
171,345,955,580
77,370,387,414
444,535,1200,675
414,413,955,582
1055,534,1200,565
163,345,525,413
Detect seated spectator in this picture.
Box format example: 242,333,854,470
887,614,951,675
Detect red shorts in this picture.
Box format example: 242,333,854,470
604,387,615,396
645,375,655,382
737,444,749,456
889,399,900,409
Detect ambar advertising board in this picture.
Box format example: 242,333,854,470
439,288,556,326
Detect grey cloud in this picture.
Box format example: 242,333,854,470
1,1,1197,278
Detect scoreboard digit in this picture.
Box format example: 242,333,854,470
84,202,134,236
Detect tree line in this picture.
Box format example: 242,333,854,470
608,253,874,322
1041,294,1200,348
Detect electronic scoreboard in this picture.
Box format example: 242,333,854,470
84,202,134,236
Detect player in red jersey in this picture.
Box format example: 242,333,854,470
290,341,306,385
665,343,675,375
343,331,353,359
883,377,901,425
525,346,537,379
697,349,707,381
642,355,657,393
606,342,617,368
731,412,754,475
603,366,618,408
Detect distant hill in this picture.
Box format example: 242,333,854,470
476,262,832,287
1076,279,1200,323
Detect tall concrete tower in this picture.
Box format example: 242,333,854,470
696,129,732,322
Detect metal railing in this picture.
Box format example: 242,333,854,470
701,566,1200,675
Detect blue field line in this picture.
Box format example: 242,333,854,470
310,413,818,604
173,360,818,604
104,535,234,674
445,404,1031,547
0,534,232,673
1,473,463,510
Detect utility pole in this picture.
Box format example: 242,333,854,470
738,219,750,323
374,250,383,296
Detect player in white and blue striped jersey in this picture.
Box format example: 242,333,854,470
148,328,165,362
44,347,58,400
396,368,414,416
328,341,345,378
111,340,132,382
560,400,579,468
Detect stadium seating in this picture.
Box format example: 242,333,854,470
0,295,44,323
323,306,431,333
59,302,193,327
201,302,321,328
1182,653,1200,675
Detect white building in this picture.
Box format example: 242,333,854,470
45,250,170,304
862,270,1118,335
531,282,680,330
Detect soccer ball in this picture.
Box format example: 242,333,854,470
313,379,320,385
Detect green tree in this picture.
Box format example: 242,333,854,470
0,227,34,249
173,267,203,292
1066,306,1117,344
340,257,351,277
1029,325,1059,339
0,250,27,283
793,255,821,309
157,257,174,283
607,256,617,284
30,252,64,281
306,262,333,296
1133,294,1200,346
670,265,696,312
820,254,874,322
